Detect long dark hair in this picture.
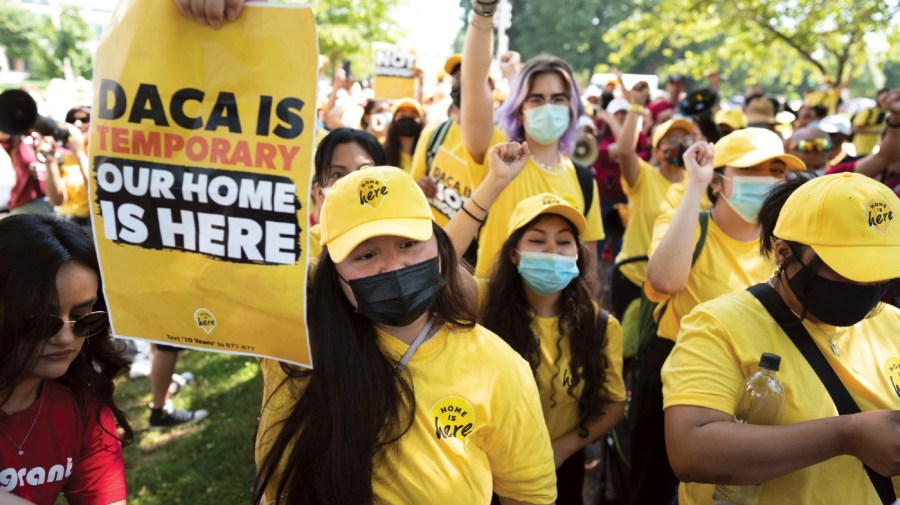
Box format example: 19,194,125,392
313,128,386,186
253,224,476,504
481,214,611,437
382,115,422,168
0,214,133,445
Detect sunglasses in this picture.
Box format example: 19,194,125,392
26,311,109,339
794,138,833,153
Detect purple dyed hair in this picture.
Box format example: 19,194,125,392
496,55,586,156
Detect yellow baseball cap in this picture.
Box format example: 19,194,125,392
713,127,805,170
444,54,462,76
392,97,424,117
508,193,587,236
652,118,695,149
714,108,748,130
774,172,900,283
319,166,434,263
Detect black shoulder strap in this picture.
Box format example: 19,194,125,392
425,119,454,175
693,211,709,264
747,282,896,505
572,161,594,217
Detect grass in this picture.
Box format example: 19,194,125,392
114,351,262,504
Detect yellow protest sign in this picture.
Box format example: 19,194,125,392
90,0,317,367
373,43,417,99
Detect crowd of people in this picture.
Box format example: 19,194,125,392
1,0,899,504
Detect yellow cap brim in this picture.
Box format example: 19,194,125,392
812,243,900,283
509,204,587,236
718,152,805,171
326,218,433,263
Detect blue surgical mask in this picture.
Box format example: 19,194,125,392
516,251,579,295
721,175,780,224
523,104,570,146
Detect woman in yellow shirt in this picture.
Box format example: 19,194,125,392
446,142,626,504
630,129,805,505
664,172,900,505
254,164,558,505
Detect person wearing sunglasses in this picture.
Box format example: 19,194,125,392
0,214,132,505
786,128,833,174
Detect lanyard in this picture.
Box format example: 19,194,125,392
396,318,434,370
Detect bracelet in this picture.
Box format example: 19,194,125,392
469,197,488,213
627,104,644,113
471,0,498,17
468,13,494,31
887,115,900,128
460,204,486,224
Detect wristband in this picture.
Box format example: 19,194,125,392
471,0,498,17
627,104,644,113
460,204,486,224
468,13,494,31
887,115,900,128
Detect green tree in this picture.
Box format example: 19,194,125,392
0,0,44,68
605,0,900,96
456,0,639,76
272,0,399,79
36,4,94,79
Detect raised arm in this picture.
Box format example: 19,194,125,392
617,82,645,188
853,89,900,178
646,142,714,295
444,141,530,258
461,2,499,164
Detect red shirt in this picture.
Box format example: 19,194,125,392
592,125,652,202
647,98,676,123
0,381,125,505
7,139,45,209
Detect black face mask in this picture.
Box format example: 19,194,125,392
788,262,891,327
345,257,445,327
662,144,688,168
394,117,422,138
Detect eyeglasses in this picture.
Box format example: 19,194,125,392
26,311,109,339
794,138,832,153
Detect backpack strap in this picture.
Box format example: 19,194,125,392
572,161,594,217
425,119,454,175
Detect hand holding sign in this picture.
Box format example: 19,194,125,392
174,0,246,28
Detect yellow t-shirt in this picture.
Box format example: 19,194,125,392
645,210,774,341
410,120,507,227
399,150,412,172
532,315,627,440
55,153,89,219
474,156,605,278
256,323,557,504
614,160,696,287
474,278,627,440
663,290,900,505
851,107,884,157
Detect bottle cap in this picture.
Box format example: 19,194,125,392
759,352,781,371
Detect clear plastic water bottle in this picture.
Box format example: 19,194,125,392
712,352,785,505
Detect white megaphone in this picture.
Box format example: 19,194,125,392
572,134,599,167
